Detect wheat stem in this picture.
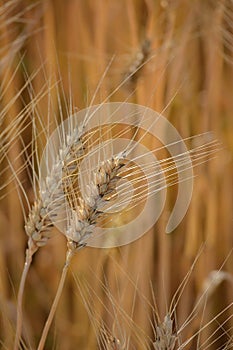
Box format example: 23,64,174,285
37,241,77,350
14,239,38,350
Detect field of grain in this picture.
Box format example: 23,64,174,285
0,1,233,349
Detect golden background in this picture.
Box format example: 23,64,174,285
0,0,233,349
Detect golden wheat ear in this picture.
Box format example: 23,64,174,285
10,74,66,349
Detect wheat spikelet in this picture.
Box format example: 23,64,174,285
24,197,53,247
153,315,176,350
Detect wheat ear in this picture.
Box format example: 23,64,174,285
13,104,87,348
37,154,126,349
14,199,54,349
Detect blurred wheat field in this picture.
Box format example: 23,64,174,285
0,0,233,349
